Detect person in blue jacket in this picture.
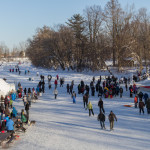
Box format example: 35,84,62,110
143,93,149,105
4,115,10,122
6,118,14,133
12,107,17,117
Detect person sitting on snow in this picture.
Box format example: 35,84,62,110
15,118,26,132
6,118,14,134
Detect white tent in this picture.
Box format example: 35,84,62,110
0,78,15,96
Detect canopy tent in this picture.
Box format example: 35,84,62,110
0,78,15,97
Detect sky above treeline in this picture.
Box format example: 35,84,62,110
0,0,150,50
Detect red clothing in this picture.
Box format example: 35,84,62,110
134,97,138,103
54,80,58,85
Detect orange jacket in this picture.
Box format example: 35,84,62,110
134,96,138,103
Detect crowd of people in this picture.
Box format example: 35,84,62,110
1,66,150,134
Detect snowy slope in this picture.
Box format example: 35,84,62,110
0,61,150,150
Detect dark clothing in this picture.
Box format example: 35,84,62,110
83,95,88,108
89,109,94,116
98,113,105,129
139,101,144,114
25,103,29,111
98,100,105,113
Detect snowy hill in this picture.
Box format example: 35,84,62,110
0,61,150,150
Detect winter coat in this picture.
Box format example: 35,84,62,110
108,112,117,122
98,113,105,122
53,89,58,95
12,107,17,117
138,92,143,99
21,114,27,123
83,95,88,103
4,116,9,122
54,80,58,85
10,99,13,106
23,96,27,102
143,93,149,104
6,119,14,131
98,100,103,108
146,99,150,109
139,101,144,108
134,96,138,103
36,86,40,92
25,103,30,111
88,102,93,110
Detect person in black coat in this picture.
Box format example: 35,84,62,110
67,84,70,94
91,86,95,96
25,102,30,122
98,111,106,129
119,87,123,98
98,98,105,113
28,88,31,94
24,88,27,95
138,92,143,101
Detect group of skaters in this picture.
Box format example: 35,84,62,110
78,76,124,99
9,66,30,76
7,67,150,131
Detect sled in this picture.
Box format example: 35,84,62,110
124,105,133,107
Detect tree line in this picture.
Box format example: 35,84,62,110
26,0,150,72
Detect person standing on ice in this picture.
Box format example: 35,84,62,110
139,99,145,114
134,95,138,108
25,102,30,122
70,84,73,94
108,111,117,130
129,85,133,97
54,79,58,88
24,88,27,95
146,98,150,114
56,75,59,80
143,93,148,105
98,111,106,129
98,98,105,113
72,91,76,103
119,86,123,98
83,93,89,108
53,88,58,99
87,101,94,116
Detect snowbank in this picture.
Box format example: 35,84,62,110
0,78,15,96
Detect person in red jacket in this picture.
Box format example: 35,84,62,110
54,79,58,88
134,95,138,108
139,99,145,114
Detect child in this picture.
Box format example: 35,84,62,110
53,88,58,99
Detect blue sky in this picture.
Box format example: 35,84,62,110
0,0,150,50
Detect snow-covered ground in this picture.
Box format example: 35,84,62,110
0,61,150,150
